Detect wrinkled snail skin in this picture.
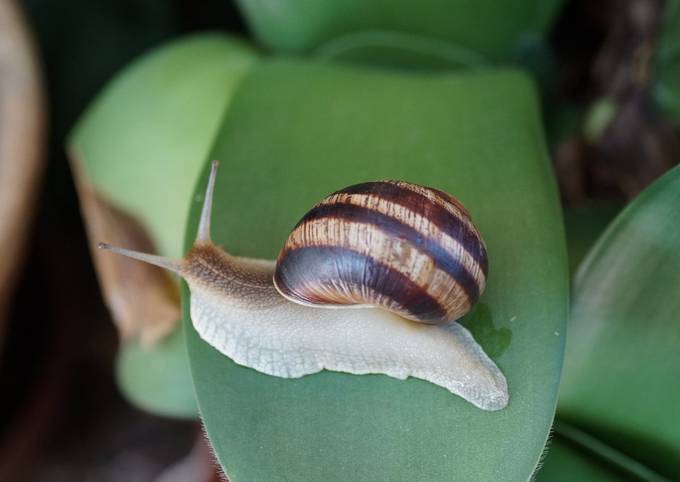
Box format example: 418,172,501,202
182,246,507,411
274,180,488,324
97,161,509,411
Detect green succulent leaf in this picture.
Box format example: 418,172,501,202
557,165,680,480
235,0,564,65
314,30,490,71
70,33,256,259
184,60,568,481
69,33,257,418
116,328,197,417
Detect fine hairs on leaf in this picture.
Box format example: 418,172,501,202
530,424,555,482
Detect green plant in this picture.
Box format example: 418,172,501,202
539,166,680,481
68,1,680,480
182,60,567,481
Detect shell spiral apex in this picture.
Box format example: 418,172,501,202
274,180,488,324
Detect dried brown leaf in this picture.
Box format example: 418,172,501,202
70,152,180,345
0,0,46,341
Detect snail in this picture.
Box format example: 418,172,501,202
99,161,508,411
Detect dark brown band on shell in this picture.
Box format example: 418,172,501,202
276,179,488,324
275,246,448,323
337,181,488,276
299,202,481,305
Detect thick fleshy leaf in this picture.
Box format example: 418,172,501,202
69,33,257,417
116,328,197,417
70,33,256,259
559,165,680,479
313,30,490,70
235,0,564,64
184,60,568,480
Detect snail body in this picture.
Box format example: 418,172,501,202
100,161,508,411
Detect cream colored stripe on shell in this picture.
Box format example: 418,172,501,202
320,192,486,289
392,181,486,247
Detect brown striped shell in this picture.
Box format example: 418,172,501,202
273,180,488,325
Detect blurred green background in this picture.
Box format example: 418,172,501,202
1,0,678,480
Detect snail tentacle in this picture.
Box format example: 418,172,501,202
97,242,182,275
196,159,219,243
